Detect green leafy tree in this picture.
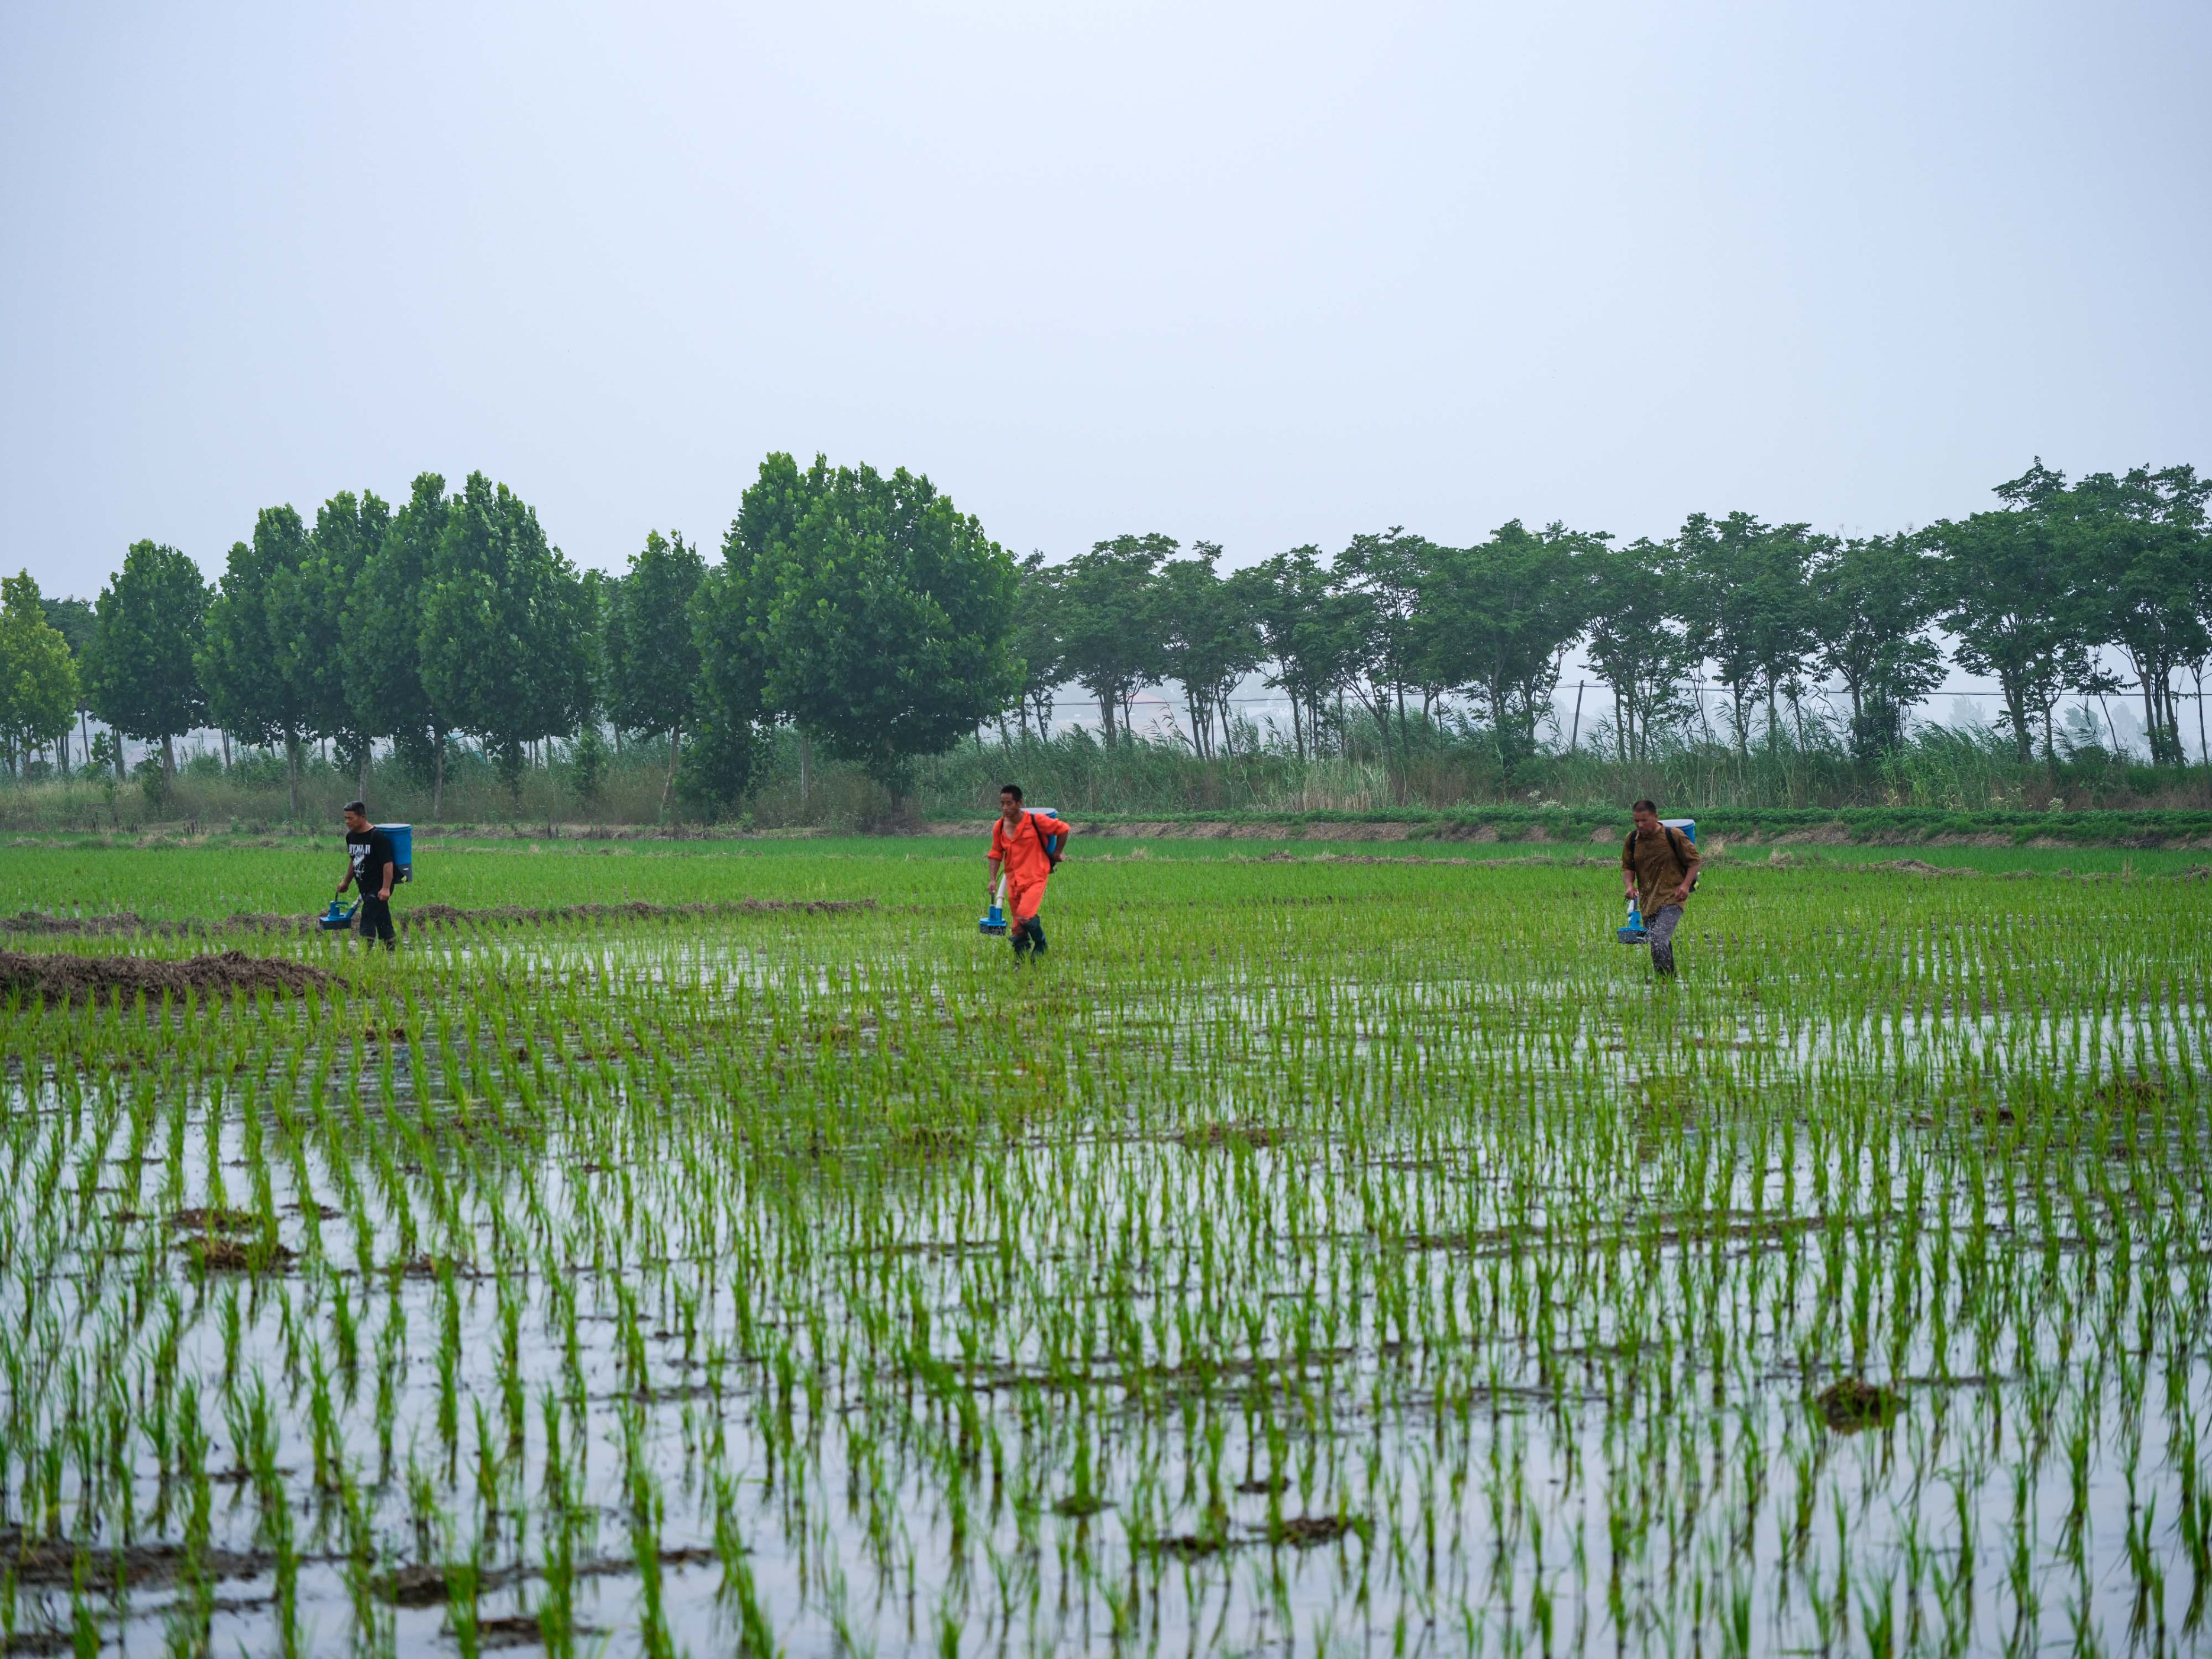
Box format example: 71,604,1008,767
1008,552,1064,738
419,472,596,805
0,573,79,774
1582,538,1697,764
86,541,209,794
199,505,314,815
1333,528,1439,794
1923,461,2100,769
683,542,770,820
1057,534,1173,740
285,489,389,796
1249,546,1360,760
1155,545,1263,759
35,590,96,771
348,473,452,809
606,530,706,815
1421,522,1596,772
1675,513,1823,757
1810,533,1945,760
2059,464,2210,766
728,453,1020,803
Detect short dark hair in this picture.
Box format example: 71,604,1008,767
999,783,1023,802
1632,799,1658,814
343,799,368,816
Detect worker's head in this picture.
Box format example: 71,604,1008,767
343,801,369,833
1632,799,1659,834
999,783,1024,817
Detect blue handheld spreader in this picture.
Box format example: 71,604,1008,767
318,898,357,932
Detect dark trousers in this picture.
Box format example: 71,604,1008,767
357,893,396,949
1646,904,1683,976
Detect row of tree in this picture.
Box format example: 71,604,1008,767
11,456,1020,813
9,454,2205,810
1014,459,2210,777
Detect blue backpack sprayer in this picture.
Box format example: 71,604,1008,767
1617,818,1694,944
979,811,1064,936
319,824,414,931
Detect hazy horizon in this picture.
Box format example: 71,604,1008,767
5,1,2209,599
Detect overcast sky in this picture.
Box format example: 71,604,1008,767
4,0,2208,602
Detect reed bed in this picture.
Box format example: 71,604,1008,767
1,850,2208,1655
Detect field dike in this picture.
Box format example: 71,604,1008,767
0,948,336,1003
0,897,877,938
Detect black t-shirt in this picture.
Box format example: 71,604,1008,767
347,826,398,898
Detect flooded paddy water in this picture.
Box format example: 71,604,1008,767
1,843,2209,1655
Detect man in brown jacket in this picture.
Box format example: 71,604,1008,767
1622,799,1700,976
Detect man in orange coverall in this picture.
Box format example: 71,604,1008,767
986,783,1074,960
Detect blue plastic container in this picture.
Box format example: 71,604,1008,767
378,824,413,883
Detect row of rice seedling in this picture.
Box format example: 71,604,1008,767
0,855,2206,1654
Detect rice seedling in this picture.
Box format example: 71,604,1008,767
0,841,2208,1651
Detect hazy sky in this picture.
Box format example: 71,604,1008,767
5,0,2208,602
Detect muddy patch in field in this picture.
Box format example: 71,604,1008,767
0,949,337,1005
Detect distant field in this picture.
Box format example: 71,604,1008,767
2,843,2210,1652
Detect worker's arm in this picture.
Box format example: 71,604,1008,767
337,856,355,896
1671,839,1700,906
377,858,395,902
985,851,1003,900
1622,838,1637,898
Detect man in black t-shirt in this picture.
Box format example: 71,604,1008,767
338,801,398,950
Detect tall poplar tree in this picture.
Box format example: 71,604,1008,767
86,541,209,794
606,530,705,815
419,472,594,805
199,505,315,815
0,573,79,774
347,473,450,808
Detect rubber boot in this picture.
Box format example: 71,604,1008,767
1026,916,1047,957
1010,921,1032,961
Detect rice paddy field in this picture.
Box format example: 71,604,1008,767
4,833,2212,1657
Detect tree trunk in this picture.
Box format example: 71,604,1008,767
285,732,302,819
160,735,176,811
358,741,370,801
799,729,811,803
432,727,445,821
220,729,230,770
2196,667,2209,767
1568,681,1584,756
1289,694,1303,762
2097,692,2123,757
2142,675,2163,766
661,720,683,816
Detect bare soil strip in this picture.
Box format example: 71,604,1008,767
0,949,337,1003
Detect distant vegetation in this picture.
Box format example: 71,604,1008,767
3,453,2209,825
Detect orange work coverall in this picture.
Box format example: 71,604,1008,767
989,811,1070,921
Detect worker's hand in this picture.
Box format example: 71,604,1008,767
377,887,392,902
1672,884,1691,906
